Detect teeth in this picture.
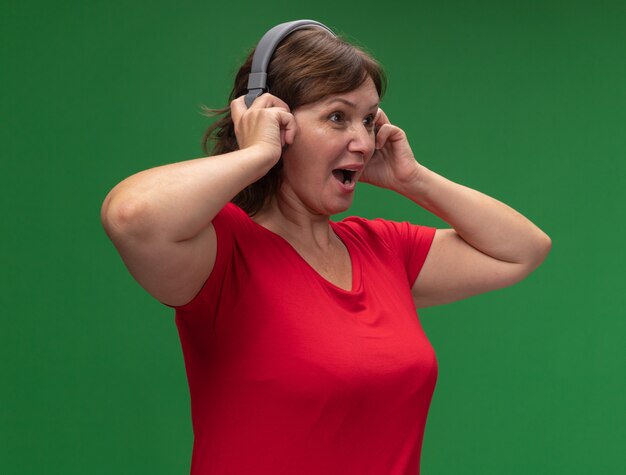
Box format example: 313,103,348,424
333,168,359,186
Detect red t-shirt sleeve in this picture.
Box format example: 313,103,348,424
170,203,240,317
341,216,436,287
375,218,436,285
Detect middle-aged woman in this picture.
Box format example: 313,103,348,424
101,21,551,475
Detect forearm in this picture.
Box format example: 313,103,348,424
400,165,551,266
102,147,273,242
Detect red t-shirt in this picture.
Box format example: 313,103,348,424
174,203,438,474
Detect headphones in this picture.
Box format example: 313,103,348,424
244,20,336,108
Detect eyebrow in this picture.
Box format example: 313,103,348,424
324,97,379,110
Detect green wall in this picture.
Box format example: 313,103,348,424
2,1,624,473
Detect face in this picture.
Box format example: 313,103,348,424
278,77,380,217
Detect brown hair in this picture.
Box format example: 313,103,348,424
202,28,386,216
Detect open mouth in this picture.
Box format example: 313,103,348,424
332,169,356,185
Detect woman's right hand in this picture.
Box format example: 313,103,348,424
230,94,298,166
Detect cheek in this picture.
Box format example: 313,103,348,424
284,123,347,170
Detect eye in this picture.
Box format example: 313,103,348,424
363,114,375,130
329,112,345,124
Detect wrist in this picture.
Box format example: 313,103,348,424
235,145,281,179
395,163,431,199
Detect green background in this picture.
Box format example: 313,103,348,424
2,0,624,473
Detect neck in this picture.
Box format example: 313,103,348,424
252,195,337,250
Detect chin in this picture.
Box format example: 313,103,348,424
324,198,354,217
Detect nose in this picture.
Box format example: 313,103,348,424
347,123,375,158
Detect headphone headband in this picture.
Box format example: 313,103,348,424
244,20,336,107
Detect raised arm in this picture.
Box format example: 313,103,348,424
404,167,551,308
361,109,551,309
101,95,296,306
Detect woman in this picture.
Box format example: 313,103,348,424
101,23,551,475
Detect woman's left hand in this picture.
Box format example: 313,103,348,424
359,109,423,194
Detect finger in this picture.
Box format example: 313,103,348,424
230,96,248,124
375,108,391,128
276,110,298,145
374,123,403,150
248,93,291,112
375,123,392,150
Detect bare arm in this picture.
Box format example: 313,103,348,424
362,109,551,308
101,95,296,306
404,167,551,308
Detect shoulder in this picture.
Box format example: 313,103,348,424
335,215,435,249
214,202,249,227
335,215,437,286
211,202,260,241
334,215,394,237
171,203,252,314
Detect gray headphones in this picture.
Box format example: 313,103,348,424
244,20,336,107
